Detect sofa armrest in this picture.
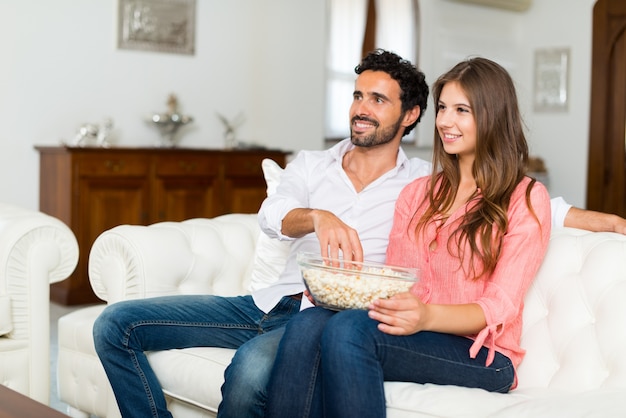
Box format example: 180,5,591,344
89,213,260,304
0,203,79,340
0,203,78,403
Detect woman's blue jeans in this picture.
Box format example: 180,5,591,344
266,307,514,418
93,294,299,418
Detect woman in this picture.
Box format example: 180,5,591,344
265,57,551,418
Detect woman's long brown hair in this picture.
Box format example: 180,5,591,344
416,57,537,279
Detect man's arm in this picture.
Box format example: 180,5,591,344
563,206,626,235
279,208,317,238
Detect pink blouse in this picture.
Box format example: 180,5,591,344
386,176,551,387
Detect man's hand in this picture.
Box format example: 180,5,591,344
310,209,363,263
611,214,626,235
280,207,363,262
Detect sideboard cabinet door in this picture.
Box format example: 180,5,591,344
222,152,283,214
153,152,221,221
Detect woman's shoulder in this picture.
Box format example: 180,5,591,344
515,176,549,198
401,175,431,196
509,176,551,215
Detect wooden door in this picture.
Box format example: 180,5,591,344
587,0,626,216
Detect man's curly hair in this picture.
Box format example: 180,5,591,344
355,49,429,136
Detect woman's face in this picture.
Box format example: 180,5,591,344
435,81,477,160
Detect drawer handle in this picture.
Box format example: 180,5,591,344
179,161,197,172
104,160,124,172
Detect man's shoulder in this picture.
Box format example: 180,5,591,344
291,140,347,166
292,148,336,167
285,147,338,178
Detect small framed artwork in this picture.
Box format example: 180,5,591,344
117,0,196,55
533,48,570,112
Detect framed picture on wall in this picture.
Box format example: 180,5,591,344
117,0,196,55
533,48,570,112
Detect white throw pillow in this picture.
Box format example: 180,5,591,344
0,294,12,336
248,159,291,292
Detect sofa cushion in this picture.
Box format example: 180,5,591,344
386,383,626,418
484,388,626,417
248,159,290,292
149,347,236,413
0,294,11,335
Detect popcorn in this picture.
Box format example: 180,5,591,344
302,266,414,310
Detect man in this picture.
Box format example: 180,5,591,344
93,49,626,418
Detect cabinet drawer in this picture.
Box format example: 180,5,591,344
155,155,217,176
223,155,267,177
75,154,150,176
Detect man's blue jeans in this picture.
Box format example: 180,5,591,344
266,307,515,418
93,294,300,418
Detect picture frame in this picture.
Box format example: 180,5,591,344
533,48,570,112
117,0,196,55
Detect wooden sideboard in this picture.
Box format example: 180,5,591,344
36,146,290,305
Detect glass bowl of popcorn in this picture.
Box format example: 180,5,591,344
297,252,419,310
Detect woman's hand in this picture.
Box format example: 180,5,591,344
369,294,488,336
304,289,316,305
367,292,428,335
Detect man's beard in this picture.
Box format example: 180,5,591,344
350,116,403,148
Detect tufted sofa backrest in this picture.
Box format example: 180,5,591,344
517,227,626,391
89,214,260,303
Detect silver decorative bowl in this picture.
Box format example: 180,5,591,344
150,113,193,147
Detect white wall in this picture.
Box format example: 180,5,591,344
0,0,595,211
415,0,595,208
0,0,327,210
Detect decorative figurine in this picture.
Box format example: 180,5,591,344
71,118,114,147
149,94,193,147
216,112,245,149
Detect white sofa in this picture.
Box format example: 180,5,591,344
57,212,626,418
0,202,78,404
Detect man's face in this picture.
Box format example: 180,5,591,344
349,70,405,148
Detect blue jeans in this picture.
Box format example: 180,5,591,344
93,294,300,418
266,307,514,418
220,326,285,418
